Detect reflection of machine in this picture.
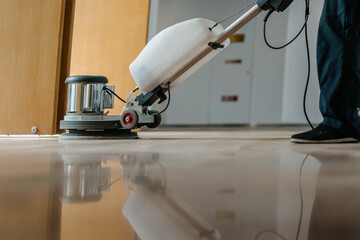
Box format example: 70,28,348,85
120,152,163,191
59,151,162,204
59,152,113,203
120,153,221,240
60,0,293,136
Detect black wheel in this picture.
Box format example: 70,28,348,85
121,110,139,129
146,110,162,129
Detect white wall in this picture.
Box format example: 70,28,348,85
250,10,289,124
147,0,324,125
282,0,323,124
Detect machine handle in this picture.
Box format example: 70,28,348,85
165,5,262,85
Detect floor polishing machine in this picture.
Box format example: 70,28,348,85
60,0,293,139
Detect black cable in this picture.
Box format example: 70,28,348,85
104,87,126,103
263,0,314,129
263,10,309,50
303,17,315,129
254,154,309,240
254,230,287,240
296,154,309,240
98,177,123,190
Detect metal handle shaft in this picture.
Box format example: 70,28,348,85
165,5,263,85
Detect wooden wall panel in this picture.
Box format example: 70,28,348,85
0,0,65,134
68,0,150,115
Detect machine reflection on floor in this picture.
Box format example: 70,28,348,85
59,149,220,240
0,130,360,240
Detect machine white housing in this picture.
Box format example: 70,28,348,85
130,18,230,92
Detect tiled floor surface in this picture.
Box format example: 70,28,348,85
1,128,359,240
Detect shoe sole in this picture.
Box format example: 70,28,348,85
291,137,359,144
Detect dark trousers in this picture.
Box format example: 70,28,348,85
317,0,360,138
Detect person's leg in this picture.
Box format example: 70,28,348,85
343,0,360,136
318,0,360,138
292,0,360,143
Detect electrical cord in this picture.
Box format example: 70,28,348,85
254,230,287,240
263,8,309,50
159,85,171,114
296,155,309,240
103,84,171,114
98,177,122,190
263,0,314,129
103,87,127,104
303,21,315,129
254,154,309,240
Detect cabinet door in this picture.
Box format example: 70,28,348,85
209,24,255,124
0,0,66,134
68,0,150,116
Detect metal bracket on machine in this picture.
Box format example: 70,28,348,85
208,42,225,50
136,85,169,107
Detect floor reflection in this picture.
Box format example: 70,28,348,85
0,135,359,240
58,150,134,240
120,152,221,240
297,148,360,240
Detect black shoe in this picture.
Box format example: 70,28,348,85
291,124,359,144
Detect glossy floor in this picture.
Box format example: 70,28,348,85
1,128,360,240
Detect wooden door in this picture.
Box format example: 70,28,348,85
64,0,150,118
0,0,66,134
0,0,150,134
